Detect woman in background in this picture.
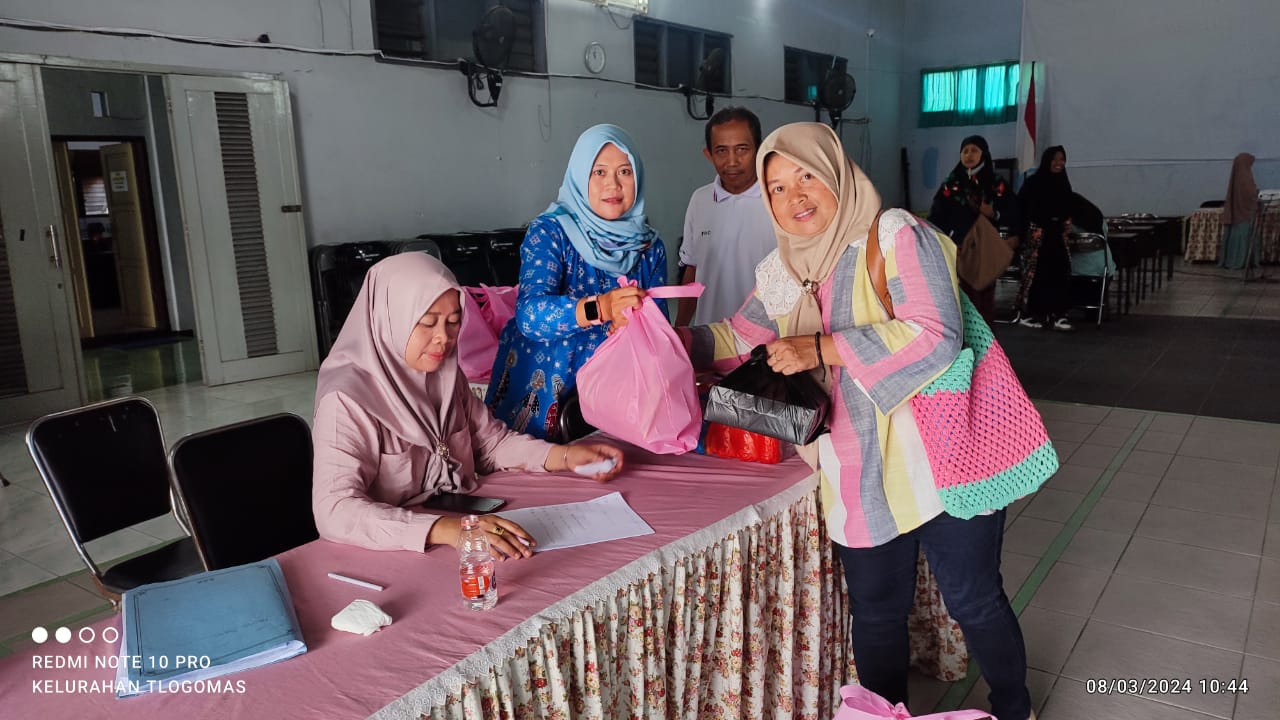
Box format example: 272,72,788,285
929,135,1022,321
487,124,667,440
1219,153,1258,270
1016,146,1074,330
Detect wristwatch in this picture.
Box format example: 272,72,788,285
583,296,602,325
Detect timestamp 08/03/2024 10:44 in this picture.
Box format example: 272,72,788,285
1084,678,1249,696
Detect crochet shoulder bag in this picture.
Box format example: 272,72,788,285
865,214,1058,519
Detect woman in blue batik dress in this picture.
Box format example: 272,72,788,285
486,124,667,440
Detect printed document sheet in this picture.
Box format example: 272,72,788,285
498,492,654,552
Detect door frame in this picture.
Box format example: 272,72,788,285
0,53,309,422
0,62,84,422
54,135,172,339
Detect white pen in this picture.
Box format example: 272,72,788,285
327,572,384,592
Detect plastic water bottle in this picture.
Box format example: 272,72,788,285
458,514,497,611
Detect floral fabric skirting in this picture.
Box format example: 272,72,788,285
400,487,967,720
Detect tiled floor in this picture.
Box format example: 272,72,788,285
1129,265,1280,320
0,371,318,653
996,279,1280,423
1,267,1278,718
82,335,203,402
905,401,1279,720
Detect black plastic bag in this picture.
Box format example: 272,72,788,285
703,346,830,445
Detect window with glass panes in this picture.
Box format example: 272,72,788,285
633,18,731,93
373,0,544,72
919,62,1018,127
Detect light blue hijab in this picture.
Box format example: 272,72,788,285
544,124,656,275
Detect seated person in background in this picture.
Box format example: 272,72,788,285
486,124,667,440
312,253,623,558
675,107,777,326
928,135,1022,322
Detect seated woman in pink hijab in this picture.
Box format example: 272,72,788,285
312,253,624,559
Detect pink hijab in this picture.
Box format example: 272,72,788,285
1223,153,1258,225
315,252,471,491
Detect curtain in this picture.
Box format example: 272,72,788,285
920,62,1019,127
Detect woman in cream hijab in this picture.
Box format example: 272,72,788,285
312,253,623,558
686,123,1034,719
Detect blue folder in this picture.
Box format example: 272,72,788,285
115,558,307,697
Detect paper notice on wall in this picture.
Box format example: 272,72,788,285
110,171,128,192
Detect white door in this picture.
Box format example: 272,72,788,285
0,63,82,423
165,75,317,386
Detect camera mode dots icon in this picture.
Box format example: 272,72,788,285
55,626,73,643
31,626,48,644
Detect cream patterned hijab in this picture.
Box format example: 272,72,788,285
756,122,882,337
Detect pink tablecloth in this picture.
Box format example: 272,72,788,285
0,446,966,719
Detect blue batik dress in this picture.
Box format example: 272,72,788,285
485,214,667,440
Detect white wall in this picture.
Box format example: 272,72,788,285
0,0,906,257
1021,0,1280,214
901,0,1023,213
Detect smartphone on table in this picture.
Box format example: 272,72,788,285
421,492,506,514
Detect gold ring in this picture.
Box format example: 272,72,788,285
490,525,505,537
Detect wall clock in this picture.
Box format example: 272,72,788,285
584,42,607,74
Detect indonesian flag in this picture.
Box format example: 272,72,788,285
1016,61,1040,177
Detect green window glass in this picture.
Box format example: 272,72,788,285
919,61,1019,127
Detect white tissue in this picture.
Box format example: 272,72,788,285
331,599,392,636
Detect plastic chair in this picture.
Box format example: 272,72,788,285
1067,231,1112,325
169,413,318,570
25,397,203,603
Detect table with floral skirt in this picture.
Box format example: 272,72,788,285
413,484,967,720
0,448,967,720
1183,204,1280,263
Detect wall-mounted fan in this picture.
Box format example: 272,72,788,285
815,69,856,128
683,47,724,120
459,5,516,108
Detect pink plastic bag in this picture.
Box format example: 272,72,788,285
458,285,517,382
577,279,705,454
832,684,992,720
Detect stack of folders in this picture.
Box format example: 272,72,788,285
114,558,307,698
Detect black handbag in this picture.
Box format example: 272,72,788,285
703,345,830,445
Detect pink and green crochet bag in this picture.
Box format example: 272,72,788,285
911,294,1058,518
868,214,1057,519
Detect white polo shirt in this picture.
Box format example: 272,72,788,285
680,177,778,325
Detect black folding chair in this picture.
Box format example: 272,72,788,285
169,413,318,570
25,397,203,604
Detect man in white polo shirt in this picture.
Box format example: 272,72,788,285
675,107,777,326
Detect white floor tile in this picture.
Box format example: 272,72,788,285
1061,622,1240,718
1135,505,1266,555
1114,536,1260,598
1029,562,1110,616
1092,574,1252,651
0,550,56,596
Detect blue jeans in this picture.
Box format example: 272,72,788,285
835,510,1031,720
